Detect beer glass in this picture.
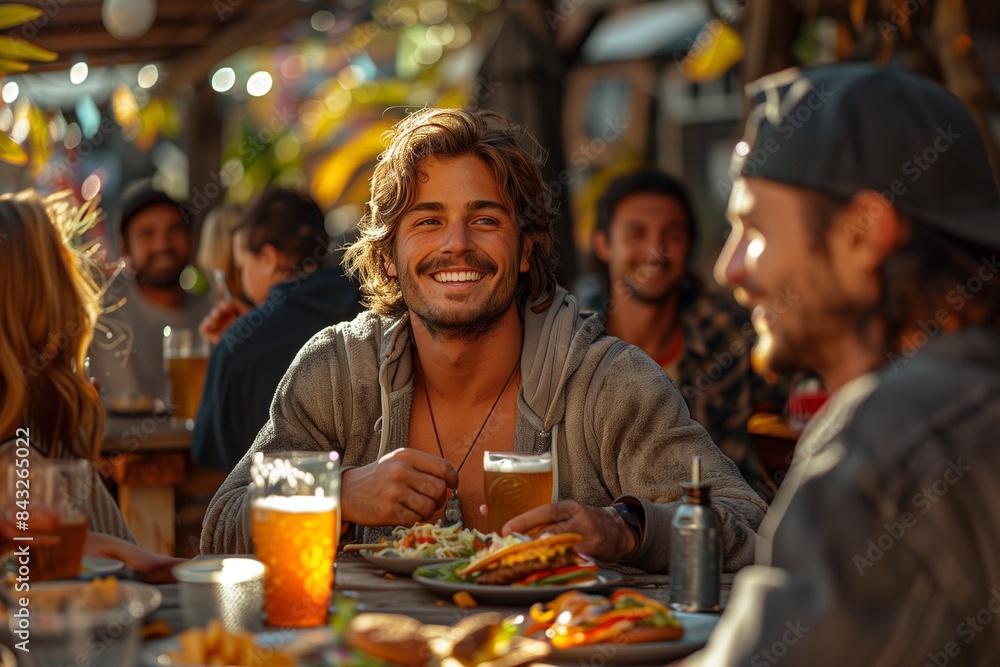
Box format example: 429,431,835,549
250,451,340,627
3,455,90,581
163,326,209,420
483,451,553,534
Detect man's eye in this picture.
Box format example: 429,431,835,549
414,218,440,226
472,217,498,226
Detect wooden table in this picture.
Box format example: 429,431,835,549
144,553,732,664
101,414,194,556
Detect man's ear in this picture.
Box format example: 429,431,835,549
592,229,611,263
383,252,397,278
840,190,903,273
258,243,285,277
519,237,533,273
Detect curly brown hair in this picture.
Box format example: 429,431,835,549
343,107,558,318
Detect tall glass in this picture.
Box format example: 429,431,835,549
3,455,90,581
163,326,209,420
250,451,340,628
483,451,553,534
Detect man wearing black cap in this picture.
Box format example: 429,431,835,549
683,63,1000,664
89,180,213,412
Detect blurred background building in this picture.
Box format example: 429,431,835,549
0,0,998,285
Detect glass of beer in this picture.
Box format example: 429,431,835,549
163,326,209,421
483,451,553,534
3,456,90,581
250,451,340,628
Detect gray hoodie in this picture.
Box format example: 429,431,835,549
201,288,766,572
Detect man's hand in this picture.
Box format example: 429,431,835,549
341,449,459,527
199,300,250,345
501,500,637,562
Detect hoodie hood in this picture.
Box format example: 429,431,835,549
520,287,608,436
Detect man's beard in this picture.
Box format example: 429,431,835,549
135,253,185,288
400,254,520,343
621,262,680,306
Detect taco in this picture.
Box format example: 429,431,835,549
455,533,599,586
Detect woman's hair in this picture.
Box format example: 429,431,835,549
0,190,105,461
238,187,330,271
196,203,243,300
802,190,1000,353
343,107,558,318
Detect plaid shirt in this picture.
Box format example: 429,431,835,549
673,287,786,493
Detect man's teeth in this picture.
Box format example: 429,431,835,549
433,271,484,283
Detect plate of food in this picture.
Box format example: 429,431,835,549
514,589,719,665
78,556,125,579
412,533,623,605
141,620,331,666
357,523,496,576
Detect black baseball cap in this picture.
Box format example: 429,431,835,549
731,62,1000,250
116,178,185,241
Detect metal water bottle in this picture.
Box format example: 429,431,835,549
669,455,723,612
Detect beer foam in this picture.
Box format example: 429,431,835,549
483,454,552,473
251,495,337,513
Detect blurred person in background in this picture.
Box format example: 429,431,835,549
589,168,786,500
684,63,1000,664
0,189,186,581
192,187,361,472
196,203,246,307
88,179,213,413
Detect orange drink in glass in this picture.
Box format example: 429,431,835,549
250,451,340,628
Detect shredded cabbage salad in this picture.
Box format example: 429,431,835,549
375,523,497,558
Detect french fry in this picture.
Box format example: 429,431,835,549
167,620,295,666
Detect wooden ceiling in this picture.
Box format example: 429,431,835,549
12,0,321,88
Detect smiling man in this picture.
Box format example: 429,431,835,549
201,107,766,572
88,180,213,413
683,64,1000,664
590,169,786,499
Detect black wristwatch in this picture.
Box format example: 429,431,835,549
612,501,643,554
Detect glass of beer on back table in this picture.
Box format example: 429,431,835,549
484,451,553,534
163,326,209,420
3,454,90,581
250,451,340,628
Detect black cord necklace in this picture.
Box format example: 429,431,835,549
422,359,520,526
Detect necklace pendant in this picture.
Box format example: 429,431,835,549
444,490,464,526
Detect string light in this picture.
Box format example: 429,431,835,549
70,61,89,84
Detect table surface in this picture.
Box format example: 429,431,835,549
142,553,731,665
102,413,195,453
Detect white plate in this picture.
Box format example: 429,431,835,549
413,564,624,605
359,549,457,576
141,627,333,666
547,611,719,665
78,556,125,579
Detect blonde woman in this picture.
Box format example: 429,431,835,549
0,189,185,581
196,203,245,304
